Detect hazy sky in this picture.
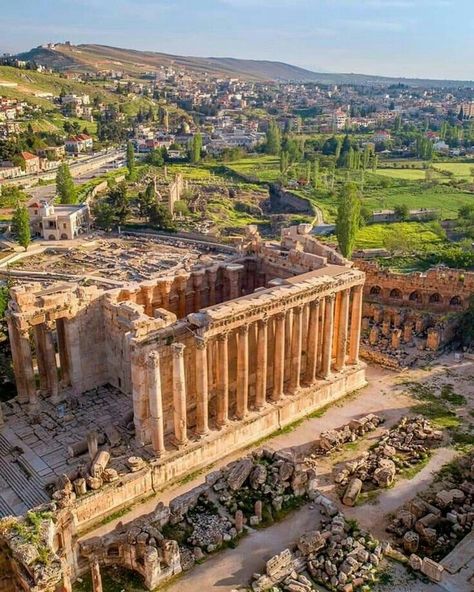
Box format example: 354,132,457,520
1,0,473,79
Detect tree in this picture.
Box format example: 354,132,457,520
56,163,76,204
190,133,202,164
265,121,281,155
145,148,164,167
394,204,409,221
149,203,176,231
108,182,130,225
136,182,157,219
279,151,289,174
126,141,136,180
335,183,361,258
92,201,115,231
11,203,31,251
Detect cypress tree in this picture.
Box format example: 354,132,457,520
335,183,361,258
56,163,76,204
12,202,31,251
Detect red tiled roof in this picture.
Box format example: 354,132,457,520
20,151,38,160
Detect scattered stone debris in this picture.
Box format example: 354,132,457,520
250,493,387,592
334,416,443,505
387,452,474,561
311,414,384,456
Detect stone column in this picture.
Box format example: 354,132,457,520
255,318,268,410
195,336,209,436
320,294,335,379
207,268,218,306
284,309,293,383
90,558,103,592
63,318,82,395
348,285,363,365
172,343,188,445
216,332,229,428
160,279,173,311
131,351,149,446
236,325,249,420
305,299,320,385
33,324,49,395
43,324,60,403
142,283,154,316
192,270,205,312
56,318,70,387
272,312,285,401
289,306,303,393
8,319,37,406
225,264,244,300
335,289,350,371
176,273,189,318
332,291,341,354
148,352,166,456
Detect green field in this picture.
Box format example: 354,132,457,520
354,221,444,249
226,156,282,183
375,168,427,181
435,162,474,180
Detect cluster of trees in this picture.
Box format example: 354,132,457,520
93,181,130,230
136,182,176,230
11,203,31,251
457,204,474,239
0,126,64,167
414,135,434,160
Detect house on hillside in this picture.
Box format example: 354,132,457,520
19,151,40,174
65,134,93,154
28,199,91,240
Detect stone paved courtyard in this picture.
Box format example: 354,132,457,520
0,385,138,517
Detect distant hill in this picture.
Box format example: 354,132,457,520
13,44,474,87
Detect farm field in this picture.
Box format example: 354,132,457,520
375,168,427,181
225,156,281,183
354,221,444,250
434,161,474,179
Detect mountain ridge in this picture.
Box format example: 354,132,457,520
10,43,474,87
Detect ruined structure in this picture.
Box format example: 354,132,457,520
357,262,473,366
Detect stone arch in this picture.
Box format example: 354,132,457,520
369,285,382,296
429,292,442,304
409,290,422,303
60,233,68,240
390,288,402,299
48,234,56,240
450,295,462,306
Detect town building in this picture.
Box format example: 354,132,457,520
27,199,91,240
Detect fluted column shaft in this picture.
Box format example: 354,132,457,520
321,294,335,379
43,325,60,402
216,333,229,427
131,352,149,446
349,285,363,364
272,312,285,401
305,299,320,384
148,352,165,456
8,319,36,406
195,337,209,435
255,319,268,409
335,289,350,371
289,306,303,393
284,309,293,383
236,325,249,419
172,343,188,445
33,324,49,395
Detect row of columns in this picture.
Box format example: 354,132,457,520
142,284,363,457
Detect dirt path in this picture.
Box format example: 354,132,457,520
163,503,324,592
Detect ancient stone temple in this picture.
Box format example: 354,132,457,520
6,224,364,447
3,225,365,528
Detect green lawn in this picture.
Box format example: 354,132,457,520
435,162,474,180
354,221,444,249
375,168,427,181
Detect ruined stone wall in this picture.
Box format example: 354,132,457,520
357,261,473,311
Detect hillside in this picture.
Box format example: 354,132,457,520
15,44,474,87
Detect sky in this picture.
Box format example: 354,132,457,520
1,0,473,80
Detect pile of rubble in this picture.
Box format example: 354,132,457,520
251,494,386,592
151,447,316,569
335,416,443,506
311,414,384,455
388,453,474,561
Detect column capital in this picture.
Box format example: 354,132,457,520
216,331,229,342
326,293,336,302
275,311,286,322
310,298,321,308
257,317,269,328
292,304,303,315
147,351,160,368
171,342,185,357
237,324,249,336
195,336,207,350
